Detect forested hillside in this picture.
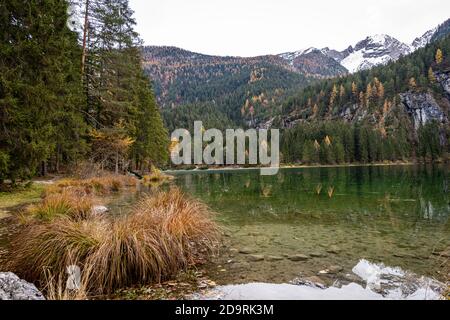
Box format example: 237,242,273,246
0,0,168,184
280,35,450,165
143,46,312,129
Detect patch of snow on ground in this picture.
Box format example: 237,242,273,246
195,260,445,300
341,51,393,73
341,51,365,73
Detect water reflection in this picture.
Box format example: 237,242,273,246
170,165,449,283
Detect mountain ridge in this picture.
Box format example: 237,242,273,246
142,18,450,132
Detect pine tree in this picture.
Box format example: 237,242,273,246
85,0,169,171
435,48,443,64
131,73,169,169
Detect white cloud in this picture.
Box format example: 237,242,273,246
129,0,450,57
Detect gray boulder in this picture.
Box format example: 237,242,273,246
0,272,45,300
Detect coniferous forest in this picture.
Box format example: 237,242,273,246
1,0,449,184
0,0,168,184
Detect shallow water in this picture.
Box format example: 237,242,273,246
168,165,450,285
193,260,444,300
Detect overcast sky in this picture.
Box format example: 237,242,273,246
128,0,450,57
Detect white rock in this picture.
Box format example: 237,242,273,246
0,272,45,300
92,205,109,214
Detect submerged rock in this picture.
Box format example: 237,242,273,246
326,246,341,254
0,272,45,300
319,265,343,275
238,247,255,255
310,252,326,258
248,255,265,262
288,254,309,262
266,255,284,261
328,266,344,274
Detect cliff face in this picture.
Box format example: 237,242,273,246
399,71,450,130
436,71,450,98
280,71,450,132
400,92,447,130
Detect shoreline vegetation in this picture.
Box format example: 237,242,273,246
0,172,220,300
165,159,448,173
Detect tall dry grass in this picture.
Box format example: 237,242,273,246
25,190,94,221
21,174,137,223
44,174,137,197
8,188,219,296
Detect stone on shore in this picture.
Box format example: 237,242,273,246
0,272,45,300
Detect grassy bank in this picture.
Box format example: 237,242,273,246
0,184,46,219
5,175,219,299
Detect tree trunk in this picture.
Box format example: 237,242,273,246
56,145,60,173
81,0,90,77
41,161,48,177
115,150,119,174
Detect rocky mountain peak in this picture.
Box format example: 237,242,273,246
411,27,438,50
339,34,411,73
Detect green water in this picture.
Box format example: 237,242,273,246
170,165,450,285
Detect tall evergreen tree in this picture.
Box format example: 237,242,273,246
83,0,169,170
0,0,86,181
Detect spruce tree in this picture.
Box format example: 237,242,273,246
0,0,86,181
84,0,169,170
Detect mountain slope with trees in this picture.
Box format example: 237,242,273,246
145,19,450,133
143,46,313,129
280,35,450,165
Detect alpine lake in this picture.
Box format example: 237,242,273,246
110,164,450,291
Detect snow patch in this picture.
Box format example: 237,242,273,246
279,47,318,64
195,260,445,300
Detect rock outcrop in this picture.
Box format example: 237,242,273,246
0,272,45,300
436,72,450,98
399,92,447,129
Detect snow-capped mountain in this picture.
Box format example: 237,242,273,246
279,47,317,65
338,34,412,73
279,47,347,77
411,27,438,50
278,34,412,74
279,18,450,75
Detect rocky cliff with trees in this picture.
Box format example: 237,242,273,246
280,35,450,164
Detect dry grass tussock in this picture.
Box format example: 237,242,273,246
8,187,219,297
143,169,175,185
44,174,137,197
18,174,136,223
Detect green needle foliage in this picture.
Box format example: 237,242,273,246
0,0,169,184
